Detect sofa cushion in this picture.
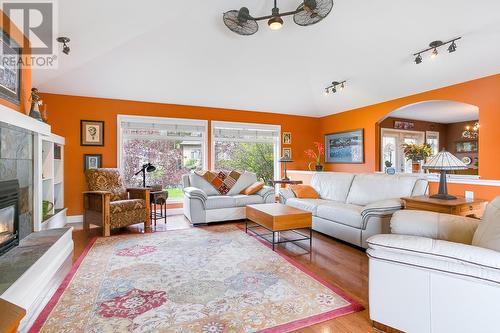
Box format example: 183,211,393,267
227,171,258,195
205,196,236,210
472,197,500,251
240,181,264,195
188,173,220,196
286,198,331,215
311,172,355,202
232,194,264,207
346,174,420,206
316,202,364,229
290,185,319,199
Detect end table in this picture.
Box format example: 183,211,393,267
402,195,487,219
150,190,168,225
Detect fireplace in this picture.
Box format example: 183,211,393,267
0,180,19,255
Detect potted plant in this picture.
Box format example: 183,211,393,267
305,142,325,171
402,143,433,173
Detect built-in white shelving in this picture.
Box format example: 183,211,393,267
35,133,66,231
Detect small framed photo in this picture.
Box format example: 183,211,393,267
394,120,415,130
81,120,104,146
84,154,102,171
282,148,292,159
283,132,292,145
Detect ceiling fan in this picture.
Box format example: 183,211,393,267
223,0,334,36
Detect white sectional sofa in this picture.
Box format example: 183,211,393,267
182,171,275,224
280,172,428,248
367,199,500,333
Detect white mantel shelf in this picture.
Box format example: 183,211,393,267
0,104,51,135
287,170,500,187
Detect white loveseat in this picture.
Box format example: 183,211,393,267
280,172,428,248
182,171,275,224
367,198,500,333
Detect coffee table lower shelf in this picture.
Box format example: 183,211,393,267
245,220,312,252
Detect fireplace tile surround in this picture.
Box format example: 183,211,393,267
0,123,34,240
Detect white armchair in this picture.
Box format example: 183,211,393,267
367,197,500,333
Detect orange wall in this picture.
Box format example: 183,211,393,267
0,10,31,114
41,93,321,215
319,74,500,200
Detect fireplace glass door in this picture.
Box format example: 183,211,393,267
0,205,15,246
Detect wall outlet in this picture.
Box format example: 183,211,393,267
465,191,474,200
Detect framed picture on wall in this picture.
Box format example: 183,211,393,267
325,129,364,164
282,148,292,159
84,154,102,171
394,120,414,130
81,120,105,146
283,132,292,144
0,30,21,105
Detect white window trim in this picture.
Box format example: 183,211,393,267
116,114,208,201
211,121,281,181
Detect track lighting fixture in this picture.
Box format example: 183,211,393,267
56,37,70,55
413,37,460,64
447,41,457,53
324,80,346,95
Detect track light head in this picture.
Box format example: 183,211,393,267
324,88,329,96
448,41,457,53
57,37,71,55
414,54,422,64
340,82,345,90
431,48,438,58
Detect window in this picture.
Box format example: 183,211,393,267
380,128,425,173
118,115,207,201
212,121,280,183
426,131,440,156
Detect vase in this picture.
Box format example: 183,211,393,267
315,165,324,172
411,161,421,173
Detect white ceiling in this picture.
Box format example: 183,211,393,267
388,100,479,123
32,0,500,117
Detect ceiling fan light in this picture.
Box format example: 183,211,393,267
268,16,284,30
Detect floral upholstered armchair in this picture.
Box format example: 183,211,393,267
83,168,150,236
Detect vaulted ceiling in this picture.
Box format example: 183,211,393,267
33,0,500,117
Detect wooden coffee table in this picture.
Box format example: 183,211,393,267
245,203,312,251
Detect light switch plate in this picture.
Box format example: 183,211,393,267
465,191,474,200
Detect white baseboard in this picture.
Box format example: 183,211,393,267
67,215,83,223
67,208,184,224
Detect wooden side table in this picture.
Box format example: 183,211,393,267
402,195,487,219
270,180,303,186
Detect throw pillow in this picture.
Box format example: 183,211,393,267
241,181,265,195
472,196,500,251
290,185,319,199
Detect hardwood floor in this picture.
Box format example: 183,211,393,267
71,215,378,333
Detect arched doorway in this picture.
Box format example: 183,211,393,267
377,100,479,174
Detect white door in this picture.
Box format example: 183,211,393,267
381,129,425,173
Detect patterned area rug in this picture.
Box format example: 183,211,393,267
31,225,363,333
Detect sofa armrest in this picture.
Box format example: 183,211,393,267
367,234,500,279
278,187,295,204
257,186,275,202
361,199,403,227
183,187,208,202
391,210,480,244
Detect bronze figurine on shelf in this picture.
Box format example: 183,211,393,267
29,88,45,122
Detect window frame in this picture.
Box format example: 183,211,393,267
117,115,208,202
211,121,281,181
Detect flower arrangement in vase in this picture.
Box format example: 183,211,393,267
402,143,433,173
305,142,325,171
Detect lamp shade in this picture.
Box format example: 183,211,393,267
423,150,467,170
